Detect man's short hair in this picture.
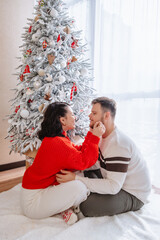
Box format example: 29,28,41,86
92,97,117,118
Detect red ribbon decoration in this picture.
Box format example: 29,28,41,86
15,105,20,113
70,83,77,100
28,26,32,33
10,135,14,142
20,74,24,82
57,34,61,42
67,59,71,69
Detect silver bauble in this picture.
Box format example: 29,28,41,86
50,8,58,18
20,109,29,119
34,81,41,89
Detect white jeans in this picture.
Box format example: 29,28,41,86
20,180,89,219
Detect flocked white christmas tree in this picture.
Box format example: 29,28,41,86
7,0,95,155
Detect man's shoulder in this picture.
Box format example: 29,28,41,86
115,128,134,145
110,128,137,155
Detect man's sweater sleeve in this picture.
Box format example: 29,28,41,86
77,136,131,194
75,172,127,194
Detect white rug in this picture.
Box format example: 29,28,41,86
0,184,160,240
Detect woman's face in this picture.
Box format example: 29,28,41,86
60,106,76,131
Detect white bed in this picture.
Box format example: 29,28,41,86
0,184,160,240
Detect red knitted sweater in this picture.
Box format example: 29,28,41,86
22,131,99,189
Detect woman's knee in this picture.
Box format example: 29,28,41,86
69,180,89,205
71,180,88,193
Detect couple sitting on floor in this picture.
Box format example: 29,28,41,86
20,97,151,225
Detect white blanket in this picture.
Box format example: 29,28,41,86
0,184,160,240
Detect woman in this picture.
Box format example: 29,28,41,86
20,102,105,224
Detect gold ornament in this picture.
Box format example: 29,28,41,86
47,54,55,65
71,56,77,62
44,93,51,101
35,14,41,22
63,26,71,34
38,103,45,112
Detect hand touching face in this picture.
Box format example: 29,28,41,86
92,121,106,137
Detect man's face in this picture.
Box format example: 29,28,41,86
89,103,104,128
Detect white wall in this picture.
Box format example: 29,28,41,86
0,0,35,165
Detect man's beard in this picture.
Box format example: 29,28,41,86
89,116,104,129
89,122,94,129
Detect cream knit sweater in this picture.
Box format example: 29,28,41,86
76,127,151,203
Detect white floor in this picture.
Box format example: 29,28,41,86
0,184,160,240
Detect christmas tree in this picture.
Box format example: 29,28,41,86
7,0,95,155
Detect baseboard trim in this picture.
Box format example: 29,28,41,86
0,160,26,172
0,166,25,192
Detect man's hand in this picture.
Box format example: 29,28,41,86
56,170,76,183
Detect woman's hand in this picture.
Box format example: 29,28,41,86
92,121,106,137
56,170,76,183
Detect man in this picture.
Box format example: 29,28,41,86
56,97,151,217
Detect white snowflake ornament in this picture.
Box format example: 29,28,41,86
60,60,66,68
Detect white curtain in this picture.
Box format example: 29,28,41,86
67,0,160,186
93,0,160,98
67,0,160,98
66,0,94,65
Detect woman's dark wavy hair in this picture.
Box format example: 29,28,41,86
38,102,70,140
